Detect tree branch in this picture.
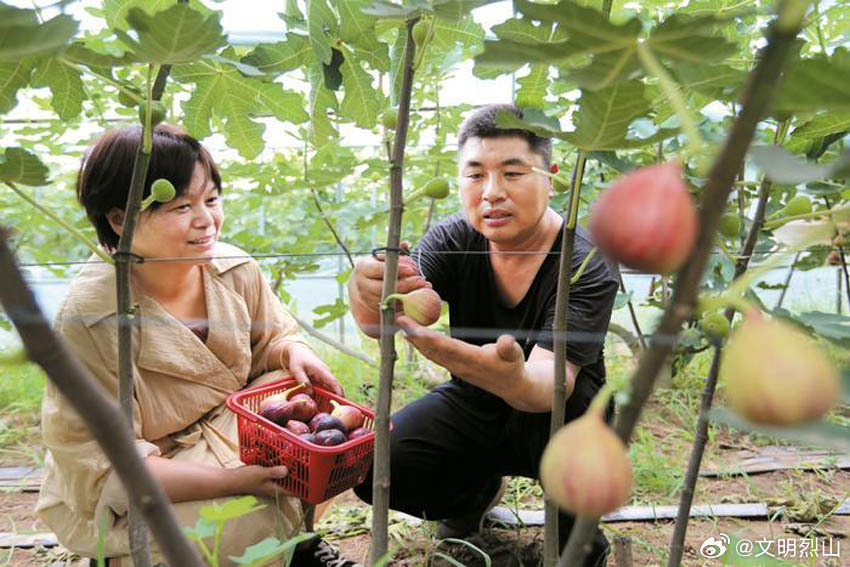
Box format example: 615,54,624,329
0,228,203,567
310,188,354,269
370,17,418,566
544,152,586,567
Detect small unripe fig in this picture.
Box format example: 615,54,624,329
412,20,428,46
540,407,633,517
782,195,812,217
385,288,442,326
380,109,397,130
551,175,570,193
138,100,167,126
700,311,730,340
720,311,840,425
589,162,698,274
718,213,740,238
422,177,449,199
140,178,176,210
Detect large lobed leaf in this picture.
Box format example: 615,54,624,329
173,55,308,158
116,4,227,64
30,57,84,121
0,61,33,114
0,6,77,62
0,147,50,186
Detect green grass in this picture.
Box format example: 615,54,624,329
0,361,45,466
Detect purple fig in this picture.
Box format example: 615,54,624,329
288,393,318,422
330,401,365,431
258,383,306,415
285,420,310,435
259,400,295,426
314,429,346,446
309,412,331,432
298,433,316,444
347,427,371,441
314,415,347,434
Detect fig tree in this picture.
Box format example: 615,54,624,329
540,406,633,516
720,311,840,425
589,162,698,274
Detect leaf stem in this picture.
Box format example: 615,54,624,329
5,182,113,264
636,43,706,172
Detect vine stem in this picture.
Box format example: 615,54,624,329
543,151,586,567
5,181,113,264
636,43,707,173
559,7,805,565
370,17,418,566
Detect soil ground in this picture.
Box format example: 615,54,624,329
3,395,848,566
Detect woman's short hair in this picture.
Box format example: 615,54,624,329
76,124,222,251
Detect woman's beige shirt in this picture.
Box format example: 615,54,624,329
36,242,308,557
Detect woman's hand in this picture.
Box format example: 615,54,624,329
285,343,344,396
227,464,291,499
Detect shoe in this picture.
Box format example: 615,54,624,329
436,477,507,540
291,537,362,567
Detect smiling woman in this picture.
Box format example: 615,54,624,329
36,125,358,566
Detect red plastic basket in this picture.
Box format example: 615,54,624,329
227,378,378,505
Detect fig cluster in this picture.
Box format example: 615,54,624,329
257,384,370,446
589,162,698,274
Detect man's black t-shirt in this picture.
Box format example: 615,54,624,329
412,213,619,400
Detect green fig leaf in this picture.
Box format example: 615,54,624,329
0,147,50,186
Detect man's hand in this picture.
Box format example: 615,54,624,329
396,316,579,412
285,343,344,396
395,315,528,402
349,243,432,338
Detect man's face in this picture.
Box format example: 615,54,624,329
458,136,552,246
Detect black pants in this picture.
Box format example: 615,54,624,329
354,378,612,567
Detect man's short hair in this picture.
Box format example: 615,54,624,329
457,104,552,167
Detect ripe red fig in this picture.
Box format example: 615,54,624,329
720,310,840,425
288,393,318,422
285,420,311,435
347,427,371,441
385,288,442,326
314,429,347,446
258,383,306,415
540,406,633,517
330,400,365,431
259,400,294,426
589,162,698,274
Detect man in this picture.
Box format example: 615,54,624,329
349,104,619,566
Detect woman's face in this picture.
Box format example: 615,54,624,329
130,162,223,261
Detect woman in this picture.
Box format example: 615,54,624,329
36,124,360,567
